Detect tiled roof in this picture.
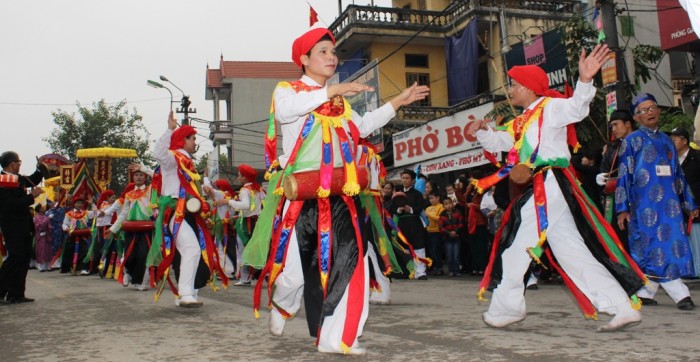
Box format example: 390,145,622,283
206,68,223,88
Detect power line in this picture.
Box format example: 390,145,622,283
0,97,171,107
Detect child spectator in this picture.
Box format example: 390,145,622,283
439,197,464,277
425,192,444,276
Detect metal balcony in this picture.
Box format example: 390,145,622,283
395,93,506,124
329,1,580,40
208,121,233,142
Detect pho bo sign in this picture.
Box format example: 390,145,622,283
392,102,493,168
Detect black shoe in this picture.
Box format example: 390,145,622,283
7,297,34,304
677,297,695,310
526,284,539,290
417,275,428,280
639,297,658,306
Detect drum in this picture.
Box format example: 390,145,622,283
283,167,370,200
509,164,533,186
604,177,617,195
186,198,202,213
70,229,91,237
122,221,154,232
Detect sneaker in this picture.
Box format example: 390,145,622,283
122,273,131,287
177,295,203,308
234,281,251,286
417,275,428,281
79,270,90,276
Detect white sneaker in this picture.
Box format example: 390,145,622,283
177,295,203,308
79,270,90,276
269,308,286,336
234,280,251,286
482,311,526,328
132,283,148,291
122,273,131,287
318,344,367,355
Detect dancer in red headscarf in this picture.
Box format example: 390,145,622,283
214,164,265,286
466,43,646,332
246,27,429,355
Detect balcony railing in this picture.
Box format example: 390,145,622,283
396,93,506,123
208,121,233,141
330,1,580,38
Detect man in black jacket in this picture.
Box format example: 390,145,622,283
671,128,700,278
390,169,427,280
0,151,44,304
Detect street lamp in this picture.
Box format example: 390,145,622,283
146,80,174,110
159,75,196,125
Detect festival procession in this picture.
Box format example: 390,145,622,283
2,0,700,359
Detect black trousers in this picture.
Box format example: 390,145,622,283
123,231,151,285
0,233,33,299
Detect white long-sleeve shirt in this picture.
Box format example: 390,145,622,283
227,183,264,218
154,129,193,198
273,75,396,168
475,80,595,165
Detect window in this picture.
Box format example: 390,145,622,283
406,73,431,106
405,54,429,68
620,16,635,37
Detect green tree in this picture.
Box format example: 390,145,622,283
561,15,674,150
44,100,154,191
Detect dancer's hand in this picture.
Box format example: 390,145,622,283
389,82,430,110
168,111,178,130
617,211,630,230
466,119,490,137
328,82,374,98
578,43,610,83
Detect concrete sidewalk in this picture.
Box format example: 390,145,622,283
1,270,699,361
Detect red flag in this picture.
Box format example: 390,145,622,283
309,6,319,27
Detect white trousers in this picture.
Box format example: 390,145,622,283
367,245,391,303
485,171,635,320
169,217,200,297
271,201,369,352
688,225,700,277
217,244,235,278
236,236,251,282
636,278,690,303
414,248,427,278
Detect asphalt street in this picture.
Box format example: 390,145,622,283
2,270,700,361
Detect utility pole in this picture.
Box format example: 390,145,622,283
600,0,630,111
176,95,197,126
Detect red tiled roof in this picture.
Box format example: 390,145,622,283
206,68,222,88
220,61,302,79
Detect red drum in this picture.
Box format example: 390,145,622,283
70,229,91,237
604,178,617,195
283,167,369,201
122,221,154,232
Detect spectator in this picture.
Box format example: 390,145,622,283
425,192,445,276
33,204,52,272
390,169,427,280
0,151,44,304
670,127,700,278
439,197,464,277
597,109,635,251
616,93,698,310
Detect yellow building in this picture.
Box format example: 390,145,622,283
329,0,581,173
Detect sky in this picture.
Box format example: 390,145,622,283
0,0,391,173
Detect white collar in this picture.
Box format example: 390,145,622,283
301,75,324,88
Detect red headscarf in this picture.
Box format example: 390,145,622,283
213,179,234,196
507,65,579,150
96,190,115,208
238,164,261,191
170,125,197,150
72,194,85,204
507,65,566,99
291,28,336,67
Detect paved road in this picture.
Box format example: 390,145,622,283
2,270,700,361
